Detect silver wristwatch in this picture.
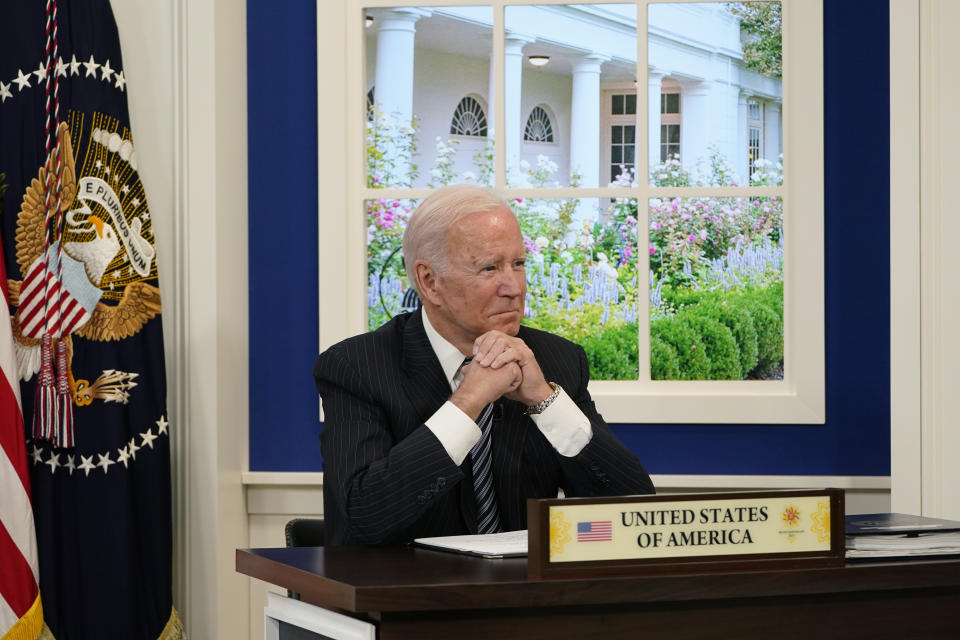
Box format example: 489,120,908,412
524,381,560,415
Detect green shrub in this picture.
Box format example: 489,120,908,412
659,284,707,311
679,313,741,379
526,301,607,345
580,322,639,380
650,334,680,380
740,297,782,375
651,316,710,380
745,282,783,317
690,299,759,376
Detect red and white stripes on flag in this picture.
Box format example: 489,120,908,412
0,241,43,640
577,520,613,542
17,252,92,340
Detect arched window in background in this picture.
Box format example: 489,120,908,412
450,96,488,137
524,105,554,142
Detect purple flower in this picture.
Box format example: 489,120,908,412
687,234,696,243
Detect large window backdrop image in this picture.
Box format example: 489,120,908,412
364,2,784,382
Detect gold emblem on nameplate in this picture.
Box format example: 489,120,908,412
810,501,831,544
549,509,573,556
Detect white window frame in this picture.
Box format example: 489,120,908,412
747,96,764,177
602,87,639,184
325,0,824,424
659,84,681,163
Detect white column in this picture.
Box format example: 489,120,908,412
569,53,608,188
487,41,496,138
372,8,429,123
678,79,709,169
648,70,665,169
370,8,430,185
504,35,533,175
763,101,782,164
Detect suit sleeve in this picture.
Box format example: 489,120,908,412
314,347,465,545
555,344,656,497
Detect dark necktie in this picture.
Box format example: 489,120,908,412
460,358,502,534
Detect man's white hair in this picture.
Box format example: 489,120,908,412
402,184,512,295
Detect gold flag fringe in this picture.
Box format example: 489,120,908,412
0,594,43,640
159,607,185,640
32,606,184,640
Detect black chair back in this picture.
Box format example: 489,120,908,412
283,518,324,599
284,518,325,548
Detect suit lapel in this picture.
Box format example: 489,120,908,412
399,311,476,531
399,310,453,427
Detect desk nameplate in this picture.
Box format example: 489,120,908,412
528,489,844,578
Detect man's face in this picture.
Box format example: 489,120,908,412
424,206,527,350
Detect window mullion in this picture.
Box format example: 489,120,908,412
637,0,651,384
492,2,506,190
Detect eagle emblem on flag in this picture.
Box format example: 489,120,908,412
7,116,161,406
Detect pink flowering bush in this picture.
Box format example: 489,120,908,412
649,195,782,288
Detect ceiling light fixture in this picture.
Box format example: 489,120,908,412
528,55,550,67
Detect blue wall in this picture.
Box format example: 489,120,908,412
248,0,890,476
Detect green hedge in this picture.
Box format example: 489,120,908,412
650,335,679,380
689,300,759,375
740,296,782,376
651,316,710,380
541,283,782,381
580,322,639,381
680,314,741,379
651,284,783,380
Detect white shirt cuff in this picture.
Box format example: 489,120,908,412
529,386,592,457
425,401,482,466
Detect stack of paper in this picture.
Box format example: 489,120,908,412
414,529,528,558
846,513,960,561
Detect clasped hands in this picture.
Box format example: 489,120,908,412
450,330,554,420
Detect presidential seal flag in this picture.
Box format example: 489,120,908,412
0,2,182,639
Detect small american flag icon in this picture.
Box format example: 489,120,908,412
577,521,613,542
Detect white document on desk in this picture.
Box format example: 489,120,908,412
414,529,528,558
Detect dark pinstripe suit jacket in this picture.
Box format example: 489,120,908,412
313,311,655,546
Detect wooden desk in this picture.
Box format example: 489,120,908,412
237,546,960,640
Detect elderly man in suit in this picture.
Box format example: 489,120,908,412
314,184,654,546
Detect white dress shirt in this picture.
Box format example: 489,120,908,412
421,309,592,465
